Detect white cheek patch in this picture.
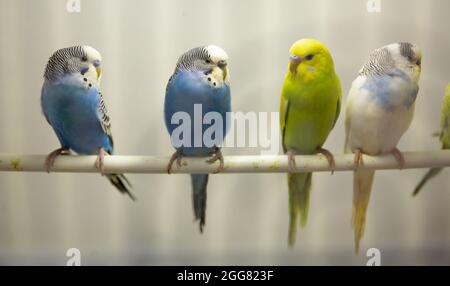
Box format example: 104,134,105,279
82,67,100,87
204,67,225,88
73,67,99,90
306,66,315,72
59,72,97,90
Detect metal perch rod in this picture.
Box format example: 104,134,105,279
0,150,449,174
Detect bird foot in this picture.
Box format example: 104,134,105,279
206,147,224,174
353,149,364,170
44,147,70,173
286,150,297,173
167,150,183,174
95,148,108,175
317,147,336,174
391,148,405,169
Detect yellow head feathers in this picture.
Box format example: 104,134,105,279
287,38,336,82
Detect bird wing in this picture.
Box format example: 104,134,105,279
280,94,290,153
437,87,450,149
330,74,342,130
97,91,114,150
332,91,341,129
440,114,448,139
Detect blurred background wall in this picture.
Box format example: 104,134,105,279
0,0,449,265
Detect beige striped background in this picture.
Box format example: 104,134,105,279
0,0,449,265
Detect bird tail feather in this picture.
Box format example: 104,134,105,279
412,167,443,196
106,174,136,201
191,174,209,233
352,169,375,253
287,172,312,248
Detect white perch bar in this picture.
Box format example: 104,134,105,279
0,150,450,174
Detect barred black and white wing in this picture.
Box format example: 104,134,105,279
97,91,114,148
97,91,135,200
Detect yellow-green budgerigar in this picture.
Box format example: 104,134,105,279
413,83,450,196
280,39,342,247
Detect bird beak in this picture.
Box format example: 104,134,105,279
93,60,102,79
218,60,228,80
289,55,302,75
96,67,102,79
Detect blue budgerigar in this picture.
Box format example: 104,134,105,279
164,45,231,233
345,42,422,252
41,46,135,200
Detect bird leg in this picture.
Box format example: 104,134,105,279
95,147,108,176
286,150,297,173
317,147,336,174
353,148,364,169
167,150,183,174
391,147,405,169
45,147,70,173
206,147,224,174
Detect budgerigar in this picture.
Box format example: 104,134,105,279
413,83,450,196
164,45,231,233
345,42,422,252
41,46,135,200
280,39,342,247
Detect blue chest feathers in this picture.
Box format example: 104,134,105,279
164,71,231,156
361,70,418,111
41,81,112,154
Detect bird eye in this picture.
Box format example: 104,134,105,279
305,54,314,61
416,59,421,65
81,56,88,62
205,59,211,64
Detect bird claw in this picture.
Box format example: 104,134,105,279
286,150,297,173
44,147,69,173
167,150,183,174
95,148,108,175
206,147,224,174
353,149,364,170
391,148,405,169
318,147,335,174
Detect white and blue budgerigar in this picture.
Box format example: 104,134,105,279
164,45,231,233
41,46,135,200
344,42,422,252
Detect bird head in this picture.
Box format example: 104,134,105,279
390,42,422,83
81,46,103,80
204,45,229,82
358,42,422,84
175,45,230,86
44,45,102,84
287,39,335,82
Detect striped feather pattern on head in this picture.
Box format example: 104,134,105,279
44,46,87,81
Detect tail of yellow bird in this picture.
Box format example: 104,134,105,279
352,169,375,253
287,172,312,247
